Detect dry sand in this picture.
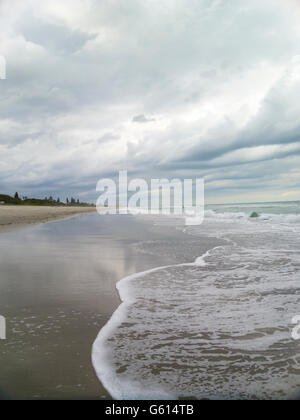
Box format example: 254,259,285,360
0,205,96,231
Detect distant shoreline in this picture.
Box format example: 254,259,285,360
0,205,96,232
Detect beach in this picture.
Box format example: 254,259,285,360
0,203,300,399
0,211,217,399
2,0,300,403
0,205,96,232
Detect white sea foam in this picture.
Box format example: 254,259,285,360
92,204,300,400
92,250,219,399
204,209,300,224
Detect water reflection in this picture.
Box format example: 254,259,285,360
0,213,174,399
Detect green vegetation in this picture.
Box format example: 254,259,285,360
0,193,94,207
0,194,22,205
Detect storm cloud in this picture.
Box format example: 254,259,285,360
0,0,300,203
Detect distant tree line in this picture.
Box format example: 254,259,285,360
0,193,94,207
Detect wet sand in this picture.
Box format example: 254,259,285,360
0,212,218,399
0,206,96,232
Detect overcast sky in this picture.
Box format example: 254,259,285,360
0,0,300,203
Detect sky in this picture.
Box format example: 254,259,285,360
0,0,300,204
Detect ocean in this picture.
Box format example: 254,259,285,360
92,201,300,399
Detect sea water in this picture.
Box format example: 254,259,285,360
92,201,300,399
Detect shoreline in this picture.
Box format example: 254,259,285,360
0,205,96,233
92,248,215,399
0,212,223,399
0,213,201,399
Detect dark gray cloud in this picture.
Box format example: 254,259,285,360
16,14,96,55
97,133,120,143
132,114,155,123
